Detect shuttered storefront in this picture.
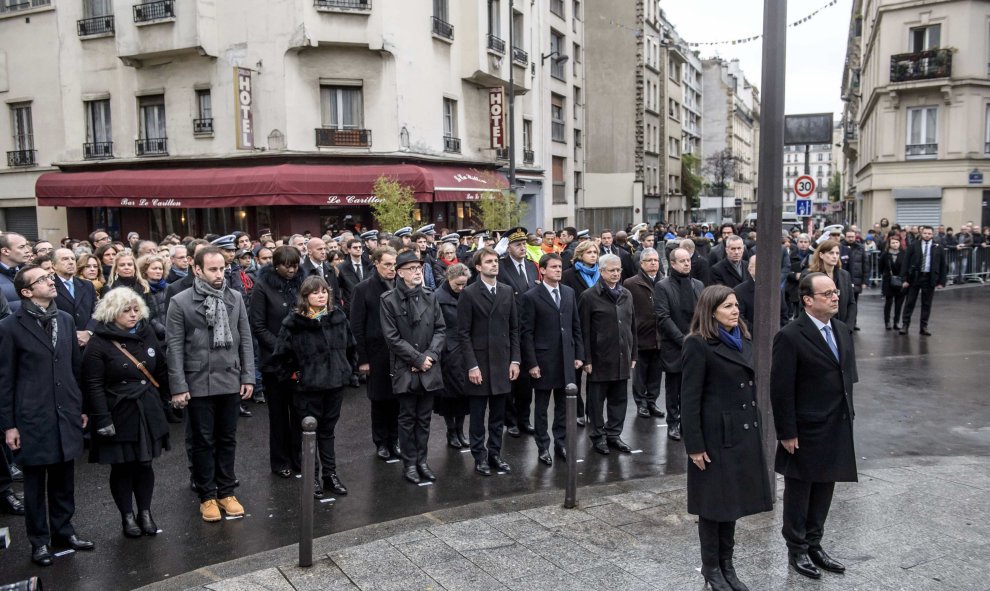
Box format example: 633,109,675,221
3,207,38,240
893,187,942,227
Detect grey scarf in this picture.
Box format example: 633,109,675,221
194,277,233,349
23,300,58,348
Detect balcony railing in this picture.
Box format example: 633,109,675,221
314,0,371,11
890,49,952,83
487,34,505,55
135,137,168,156
133,0,174,23
6,150,37,167
83,142,114,160
552,184,566,204
551,121,565,142
443,136,461,153
523,149,534,164
432,16,453,40
316,128,372,148
77,15,115,36
905,143,937,158
0,0,50,15
512,46,528,65
193,118,214,134
495,148,509,161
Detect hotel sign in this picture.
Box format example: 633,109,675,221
235,67,255,150
488,87,506,149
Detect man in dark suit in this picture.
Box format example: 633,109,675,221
457,247,520,476
623,248,665,419
299,237,342,308
735,256,788,332
599,229,636,280
899,225,947,336
0,264,94,566
51,248,98,348
497,228,539,437
654,247,704,441
710,235,751,288
336,238,372,311
681,239,712,286
772,272,858,580
167,244,190,284
520,253,584,466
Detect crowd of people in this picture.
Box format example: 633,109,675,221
0,215,959,587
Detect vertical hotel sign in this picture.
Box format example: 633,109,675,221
234,67,254,150
488,87,506,149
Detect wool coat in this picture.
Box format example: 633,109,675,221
349,271,395,401
654,274,704,373
380,285,446,394
337,257,373,310
623,271,661,351
520,283,584,390
455,280,520,397
272,307,354,391
249,264,303,372
436,283,467,398
710,257,751,289
53,275,98,332
578,281,637,383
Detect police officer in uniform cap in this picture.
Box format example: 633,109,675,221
497,228,538,436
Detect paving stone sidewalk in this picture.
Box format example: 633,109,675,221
148,455,990,591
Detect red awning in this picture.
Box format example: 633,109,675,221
35,163,508,209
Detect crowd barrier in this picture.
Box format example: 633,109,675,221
866,246,990,287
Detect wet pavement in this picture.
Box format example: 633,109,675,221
1,284,989,590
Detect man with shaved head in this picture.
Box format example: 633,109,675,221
299,237,342,308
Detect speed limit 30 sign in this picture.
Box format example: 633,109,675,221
794,175,816,198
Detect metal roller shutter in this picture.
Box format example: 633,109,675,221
896,199,941,227
3,207,38,240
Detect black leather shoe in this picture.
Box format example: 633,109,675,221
348,374,360,388
920,328,933,336
489,455,511,472
313,479,324,498
667,423,682,441
253,393,267,404
538,450,552,466
275,468,292,479
809,548,845,573
520,423,535,435
854,326,861,331
122,513,142,538
417,463,437,481
390,443,402,458
31,544,53,567
885,323,891,330
647,402,666,418
0,490,24,515
55,534,95,551
575,416,586,427
592,440,610,455
636,405,650,418
554,447,568,462
403,466,421,484
720,559,749,591
506,425,521,437
899,325,909,335
456,430,469,447
607,438,632,453
238,405,252,418
325,472,348,495
446,430,462,449
475,462,491,476
376,445,391,460
789,552,822,579
700,564,733,591
10,463,23,482
138,510,158,536
892,324,901,331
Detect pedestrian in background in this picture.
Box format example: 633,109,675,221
76,252,105,295
137,254,168,339
878,234,906,331
435,263,471,449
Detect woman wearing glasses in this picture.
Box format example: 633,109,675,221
801,240,855,326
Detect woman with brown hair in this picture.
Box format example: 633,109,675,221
76,252,105,295
801,239,855,325
95,243,118,280
681,285,772,591
137,254,169,339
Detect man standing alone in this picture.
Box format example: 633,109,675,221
900,225,947,336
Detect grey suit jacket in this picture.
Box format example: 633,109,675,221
166,285,255,397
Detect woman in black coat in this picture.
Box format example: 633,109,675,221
681,285,773,591
102,251,163,339
800,240,856,326
878,234,906,330
81,287,170,538
272,276,354,499
137,254,168,340
434,264,471,449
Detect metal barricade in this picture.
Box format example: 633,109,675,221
866,250,882,288
963,246,989,283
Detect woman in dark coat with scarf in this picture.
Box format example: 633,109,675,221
878,234,906,330
680,285,773,591
272,276,354,498
102,251,163,339
434,263,471,448
559,240,599,423
137,254,168,340
81,287,170,538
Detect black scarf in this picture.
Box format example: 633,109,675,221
603,281,622,303
670,268,698,310
22,300,59,347
397,280,427,326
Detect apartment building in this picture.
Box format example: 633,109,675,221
782,142,836,214
841,0,990,229
0,0,585,240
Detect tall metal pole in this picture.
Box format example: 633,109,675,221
507,0,517,199
754,0,787,497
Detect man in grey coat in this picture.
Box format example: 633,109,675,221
167,246,255,523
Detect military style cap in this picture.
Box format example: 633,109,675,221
211,235,237,250
416,224,436,236
394,227,413,238
506,226,528,243
360,230,379,241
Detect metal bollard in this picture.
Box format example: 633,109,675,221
0,577,42,591
299,416,317,568
564,383,578,509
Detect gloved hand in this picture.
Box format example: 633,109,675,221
97,424,116,437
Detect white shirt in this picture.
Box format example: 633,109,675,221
805,311,835,348
542,281,561,302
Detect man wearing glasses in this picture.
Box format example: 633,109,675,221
771,272,858,580
88,230,111,249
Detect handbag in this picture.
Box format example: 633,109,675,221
112,341,160,388
889,275,903,289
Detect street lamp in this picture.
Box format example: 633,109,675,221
540,51,570,65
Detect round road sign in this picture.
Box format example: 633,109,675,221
794,175,816,198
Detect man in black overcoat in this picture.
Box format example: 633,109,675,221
164,238,210,314
299,237,342,308
899,225,947,336
496,228,538,436
52,248,98,347
337,238,373,312
456,247,520,476
710,235,751,289
350,247,400,460
654,247,704,441
520,253,584,466
623,247,665,419
0,264,94,566
772,272,858,580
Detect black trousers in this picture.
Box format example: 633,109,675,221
22,461,75,548
263,372,301,473
533,388,567,452
902,275,935,329
188,393,240,501
293,388,343,476
586,380,628,442
698,517,736,566
664,371,682,427
632,349,662,408
468,394,507,462
883,289,906,325
370,400,400,448
109,461,155,515
505,374,533,429
782,477,836,554
397,392,434,466
0,444,12,493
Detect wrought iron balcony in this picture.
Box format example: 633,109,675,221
512,47,528,65
133,0,174,23
314,0,371,11
523,149,534,164
432,16,453,40
315,128,372,148
193,118,214,134
495,148,509,161
890,49,952,83
487,34,505,55
135,137,168,156
905,143,937,158
443,136,461,154
77,15,115,36
83,142,114,160
6,150,36,167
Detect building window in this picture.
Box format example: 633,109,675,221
550,30,566,80
909,24,940,52
433,0,447,21
906,106,937,158
572,42,581,76
432,0,453,40
136,94,167,155
574,128,582,148
487,0,500,38
522,119,534,164
985,104,990,154
84,99,113,159
320,85,363,129
552,156,566,204
549,0,563,18
83,0,112,17
7,102,35,166
0,0,50,15
551,93,565,142
817,153,823,161
669,138,680,158
442,98,460,153
194,89,213,134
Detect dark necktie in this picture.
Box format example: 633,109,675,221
356,263,363,281
822,326,840,362
552,287,560,308
489,285,496,297
517,261,526,283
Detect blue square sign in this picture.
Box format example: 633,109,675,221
795,199,812,217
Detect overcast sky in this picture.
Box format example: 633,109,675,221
660,0,852,119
